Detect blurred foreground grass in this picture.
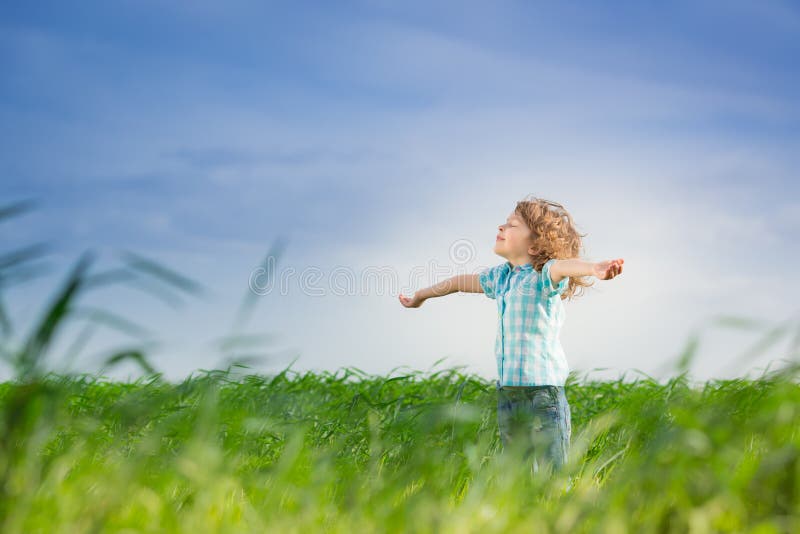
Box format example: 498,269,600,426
2,366,800,533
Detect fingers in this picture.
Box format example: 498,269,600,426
610,261,623,278
601,259,624,279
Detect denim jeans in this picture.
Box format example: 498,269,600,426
496,381,571,476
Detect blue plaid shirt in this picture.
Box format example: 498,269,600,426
479,258,570,386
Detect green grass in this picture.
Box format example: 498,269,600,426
2,365,800,532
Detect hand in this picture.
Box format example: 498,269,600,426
399,292,425,308
592,258,624,280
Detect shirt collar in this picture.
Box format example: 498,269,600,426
506,261,533,272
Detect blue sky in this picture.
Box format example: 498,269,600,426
1,0,799,383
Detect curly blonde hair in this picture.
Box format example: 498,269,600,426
514,195,593,301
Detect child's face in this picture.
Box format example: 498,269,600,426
494,210,534,262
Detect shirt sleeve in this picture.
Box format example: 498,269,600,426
540,258,569,299
478,263,506,300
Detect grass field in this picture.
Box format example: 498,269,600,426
2,363,800,533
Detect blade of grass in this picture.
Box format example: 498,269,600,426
231,236,288,332
17,251,95,380
99,347,158,376
69,306,154,339
116,250,207,297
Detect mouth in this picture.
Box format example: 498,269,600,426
496,236,504,242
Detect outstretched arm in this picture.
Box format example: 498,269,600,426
399,274,482,308
550,258,624,285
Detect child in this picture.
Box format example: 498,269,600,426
399,195,624,478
